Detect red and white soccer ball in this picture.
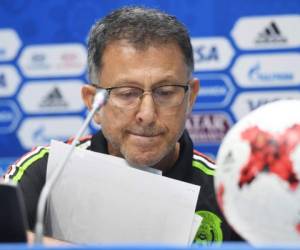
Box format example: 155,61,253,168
215,99,300,244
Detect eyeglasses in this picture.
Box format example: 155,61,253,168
91,83,190,109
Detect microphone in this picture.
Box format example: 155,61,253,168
34,89,108,244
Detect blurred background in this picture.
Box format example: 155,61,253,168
0,0,300,174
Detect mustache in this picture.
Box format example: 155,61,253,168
125,127,166,137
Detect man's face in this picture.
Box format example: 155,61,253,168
83,40,199,169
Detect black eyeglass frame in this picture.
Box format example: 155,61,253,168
90,82,191,108
90,83,190,95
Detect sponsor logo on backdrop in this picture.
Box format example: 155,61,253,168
186,112,232,145
191,37,235,71
17,80,85,114
39,87,68,108
231,53,300,88
28,53,49,70
0,65,21,97
255,21,287,44
193,74,235,109
17,117,88,149
0,101,22,134
248,63,292,82
18,44,87,77
231,15,300,49
231,91,300,120
0,29,22,61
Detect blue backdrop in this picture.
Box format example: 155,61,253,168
1,0,300,173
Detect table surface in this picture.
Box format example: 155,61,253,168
0,243,300,250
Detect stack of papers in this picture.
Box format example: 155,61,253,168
45,140,202,245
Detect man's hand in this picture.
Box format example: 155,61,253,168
27,231,71,245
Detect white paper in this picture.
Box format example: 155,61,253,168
45,140,200,245
188,214,203,244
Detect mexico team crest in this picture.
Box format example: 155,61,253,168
194,210,223,244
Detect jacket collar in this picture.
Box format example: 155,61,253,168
90,129,194,180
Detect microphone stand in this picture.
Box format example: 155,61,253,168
34,89,108,244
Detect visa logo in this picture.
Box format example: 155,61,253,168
192,37,234,71
32,127,66,145
194,46,219,62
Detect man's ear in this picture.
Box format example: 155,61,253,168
81,84,102,124
187,78,200,113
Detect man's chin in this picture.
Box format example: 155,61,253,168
125,155,161,169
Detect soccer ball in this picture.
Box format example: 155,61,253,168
215,99,300,244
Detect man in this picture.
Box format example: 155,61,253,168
4,6,241,244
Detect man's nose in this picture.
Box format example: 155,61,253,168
135,93,157,125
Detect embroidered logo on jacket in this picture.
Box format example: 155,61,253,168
194,210,223,244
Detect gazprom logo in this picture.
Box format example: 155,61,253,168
248,63,293,82
231,53,300,88
17,117,89,149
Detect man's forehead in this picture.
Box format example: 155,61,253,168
102,39,183,56
95,40,190,86
99,40,188,74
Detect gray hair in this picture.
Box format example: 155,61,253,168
87,6,194,84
